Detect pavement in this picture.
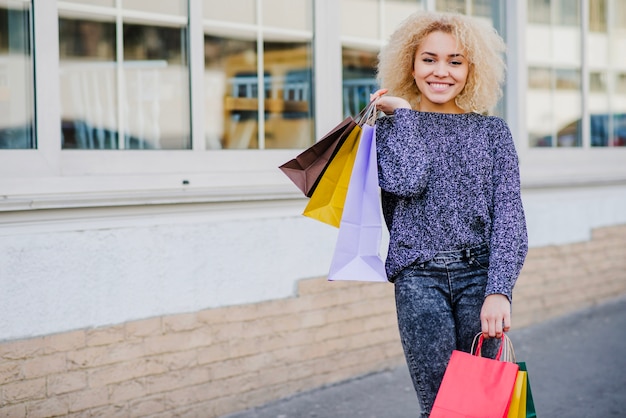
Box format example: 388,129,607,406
223,294,626,418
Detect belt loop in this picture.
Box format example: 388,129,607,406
465,248,471,259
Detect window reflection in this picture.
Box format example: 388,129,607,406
556,0,580,26
590,0,607,32
528,0,551,24
203,2,314,150
123,23,190,149
59,2,190,150
206,37,314,149
527,1,582,147
263,42,314,149
205,34,257,149
342,48,378,118
436,0,465,13
59,18,118,149
0,2,35,149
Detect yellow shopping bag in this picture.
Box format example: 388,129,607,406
302,124,362,228
507,370,528,418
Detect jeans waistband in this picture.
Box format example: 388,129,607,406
433,242,489,262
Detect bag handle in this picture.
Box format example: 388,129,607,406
472,333,516,363
355,99,379,127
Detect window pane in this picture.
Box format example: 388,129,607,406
472,0,494,18
556,0,580,26
589,71,606,93
528,0,551,24
616,0,626,29
527,0,582,148
436,0,466,13
589,0,607,32
263,41,314,149
123,23,190,149
203,0,256,24
341,0,380,40
59,8,191,150
123,0,186,17
529,67,553,89
555,68,580,90
62,0,115,6
342,47,378,118
59,16,118,149
205,32,258,149
0,1,35,149
384,1,425,39
263,0,312,31
555,69,582,146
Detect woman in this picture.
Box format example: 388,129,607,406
371,11,528,416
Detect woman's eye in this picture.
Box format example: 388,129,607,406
423,58,435,63
450,61,463,66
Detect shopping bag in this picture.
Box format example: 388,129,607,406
328,124,387,282
518,362,537,418
431,334,520,418
507,370,528,418
278,117,356,197
302,125,362,227
279,100,377,197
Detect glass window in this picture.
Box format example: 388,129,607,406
589,71,607,92
616,0,626,29
341,0,380,40
123,0,186,16
528,0,551,24
0,0,35,149
436,0,466,13
527,0,582,147
58,2,190,150
123,22,190,150
617,73,626,94
203,0,255,24
62,0,115,6
556,0,580,26
589,0,607,32
529,67,553,90
342,47,378,118
555,68,581,90
384,1,425,39
263,0,312,31
59,16,117,149
203,0,314,150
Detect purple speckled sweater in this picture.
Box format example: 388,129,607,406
375,109,528,300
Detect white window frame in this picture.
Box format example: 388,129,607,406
508,0,626,187
2,0,625,214
1,0,322,211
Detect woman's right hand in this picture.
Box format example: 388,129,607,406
370,89,411,115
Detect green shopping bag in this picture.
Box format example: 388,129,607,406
517,362,537,418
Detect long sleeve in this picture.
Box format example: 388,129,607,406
485,118,528,301
376,109,430,198
375,111,527,287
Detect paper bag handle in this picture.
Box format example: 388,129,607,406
355,99,378,127
472,333,516,363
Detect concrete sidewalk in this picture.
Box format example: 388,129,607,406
224,294,626,418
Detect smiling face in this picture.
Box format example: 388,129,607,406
412,30,469,113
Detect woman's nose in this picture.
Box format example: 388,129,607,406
433,63,449,77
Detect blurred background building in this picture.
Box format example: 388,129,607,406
1,1,625,416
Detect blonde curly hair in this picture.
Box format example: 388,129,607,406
377,11,506,113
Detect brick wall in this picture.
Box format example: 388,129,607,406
512,224,626,327
1,224,625,417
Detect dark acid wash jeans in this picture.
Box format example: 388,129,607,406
394,243,501,417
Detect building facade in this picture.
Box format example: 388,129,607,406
1,0,625,416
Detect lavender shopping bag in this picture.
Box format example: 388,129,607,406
328,123,387,282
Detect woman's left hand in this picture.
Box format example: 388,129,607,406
480,294,511,339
